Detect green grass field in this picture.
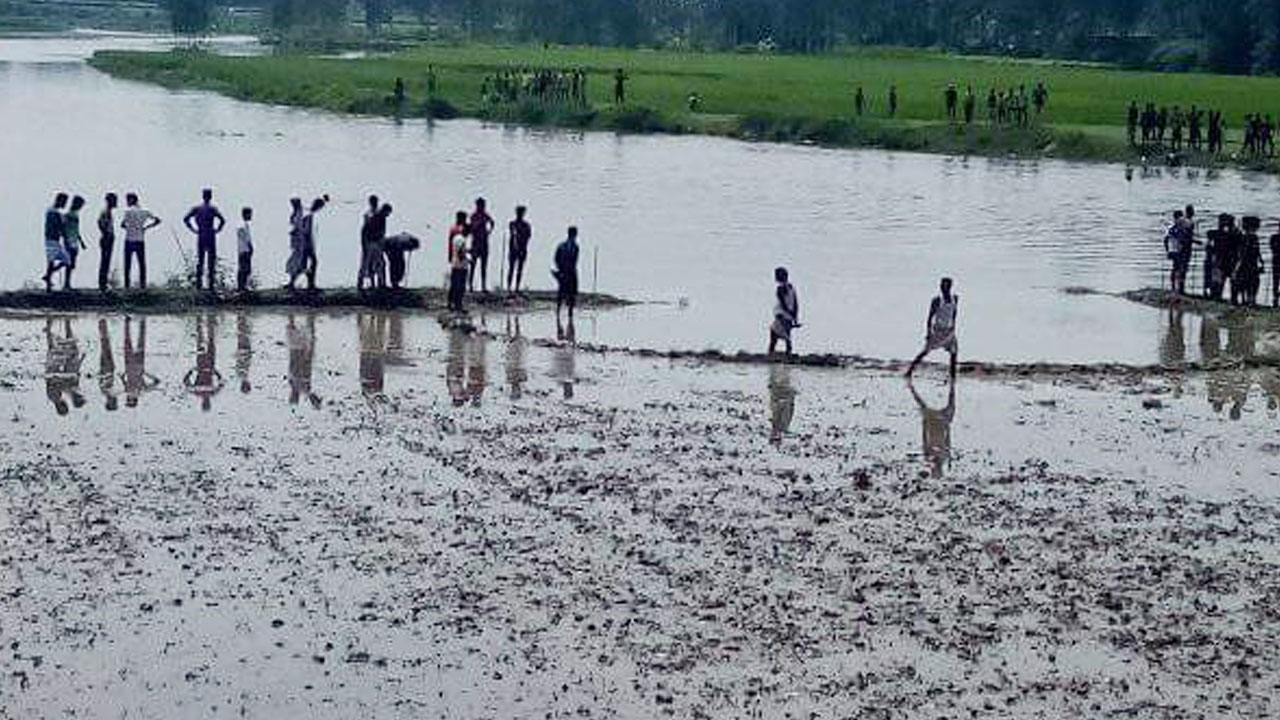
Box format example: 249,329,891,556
90,44,1280,167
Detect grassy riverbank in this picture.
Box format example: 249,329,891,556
90,44,1280,167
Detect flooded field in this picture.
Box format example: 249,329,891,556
5,35,1280,363
1,309,1280,718
3,34,1280,720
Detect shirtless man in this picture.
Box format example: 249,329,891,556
906,277,959,379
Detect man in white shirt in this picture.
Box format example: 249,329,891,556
120,193,160,290
236,207,254,293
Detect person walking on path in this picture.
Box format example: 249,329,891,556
888,84,898,117
906,277,960,379
236,207,254,293
183,188,227,291
62,196,88,290
289,197,324,291
42,193,70,292
553,226,581,323
768,267,800,357
97,193,118,292
285,197,304,287
120,193,159,290
614,68,627,105
447,211,470,312
507,205,531,293
468,197,495,293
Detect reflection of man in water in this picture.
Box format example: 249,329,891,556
235,310,253,394
287,314,321,409
553,317,577,400
768,364,796,444
45,318,86,416
467,332,487,407
121,317,159,409
97,318,119,411
446,328,468,407
1259,369,1280,411
910,378,956,478
359,313,388,404
183,314,224,412
505,315,528,400
1160,306,1186,378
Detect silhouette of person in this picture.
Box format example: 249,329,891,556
910,378,956,478
183,188,226,291
184,314,224,412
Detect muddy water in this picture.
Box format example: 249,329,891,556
2,309,1279,718
5,34,1280,363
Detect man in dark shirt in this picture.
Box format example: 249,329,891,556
43,193,69,292
553,226,580,322
183,188,226,291
468,197,495,293
507,205,531,293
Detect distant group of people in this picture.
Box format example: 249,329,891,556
1164,204,1278,307
850,80,1048,127
482,67,590,107
39,190,583,321
1128,103,1229,154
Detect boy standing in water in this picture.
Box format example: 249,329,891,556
507,205,531,293
237,207,254,293
768,267,799,356
907,277,959,379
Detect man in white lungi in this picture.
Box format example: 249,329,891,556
907,277,959,379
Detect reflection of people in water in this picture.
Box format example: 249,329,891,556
97,318,119,411
1159,307,1186,368
505,315,528,400
467,332,487,407
359,312,388,406
1260,369,1280,411
45,318,86,416
183,314,224,412
768,364,797,444
553,317,577,399
235,310,253,394
121,317,159,409
910,378,956,478
287,313,322,409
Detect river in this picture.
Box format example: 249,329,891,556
2,33,1279,363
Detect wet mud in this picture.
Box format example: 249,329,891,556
1,310,1279,718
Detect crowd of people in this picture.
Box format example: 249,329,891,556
1163,204,1279,307
477,67,630,107
1128,103,1229,154
39,190,584,322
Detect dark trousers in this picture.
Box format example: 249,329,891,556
196,236,216,289
237,252,252,292
98,236,114,291
124,241,146,289
448,267,468,310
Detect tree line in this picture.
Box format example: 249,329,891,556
150,0,1280,75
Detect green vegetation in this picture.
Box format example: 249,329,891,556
91,44,1280,167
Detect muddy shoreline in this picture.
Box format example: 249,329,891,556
0,286,632,313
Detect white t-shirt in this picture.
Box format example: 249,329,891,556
121,207,154,244
237,223,253,255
